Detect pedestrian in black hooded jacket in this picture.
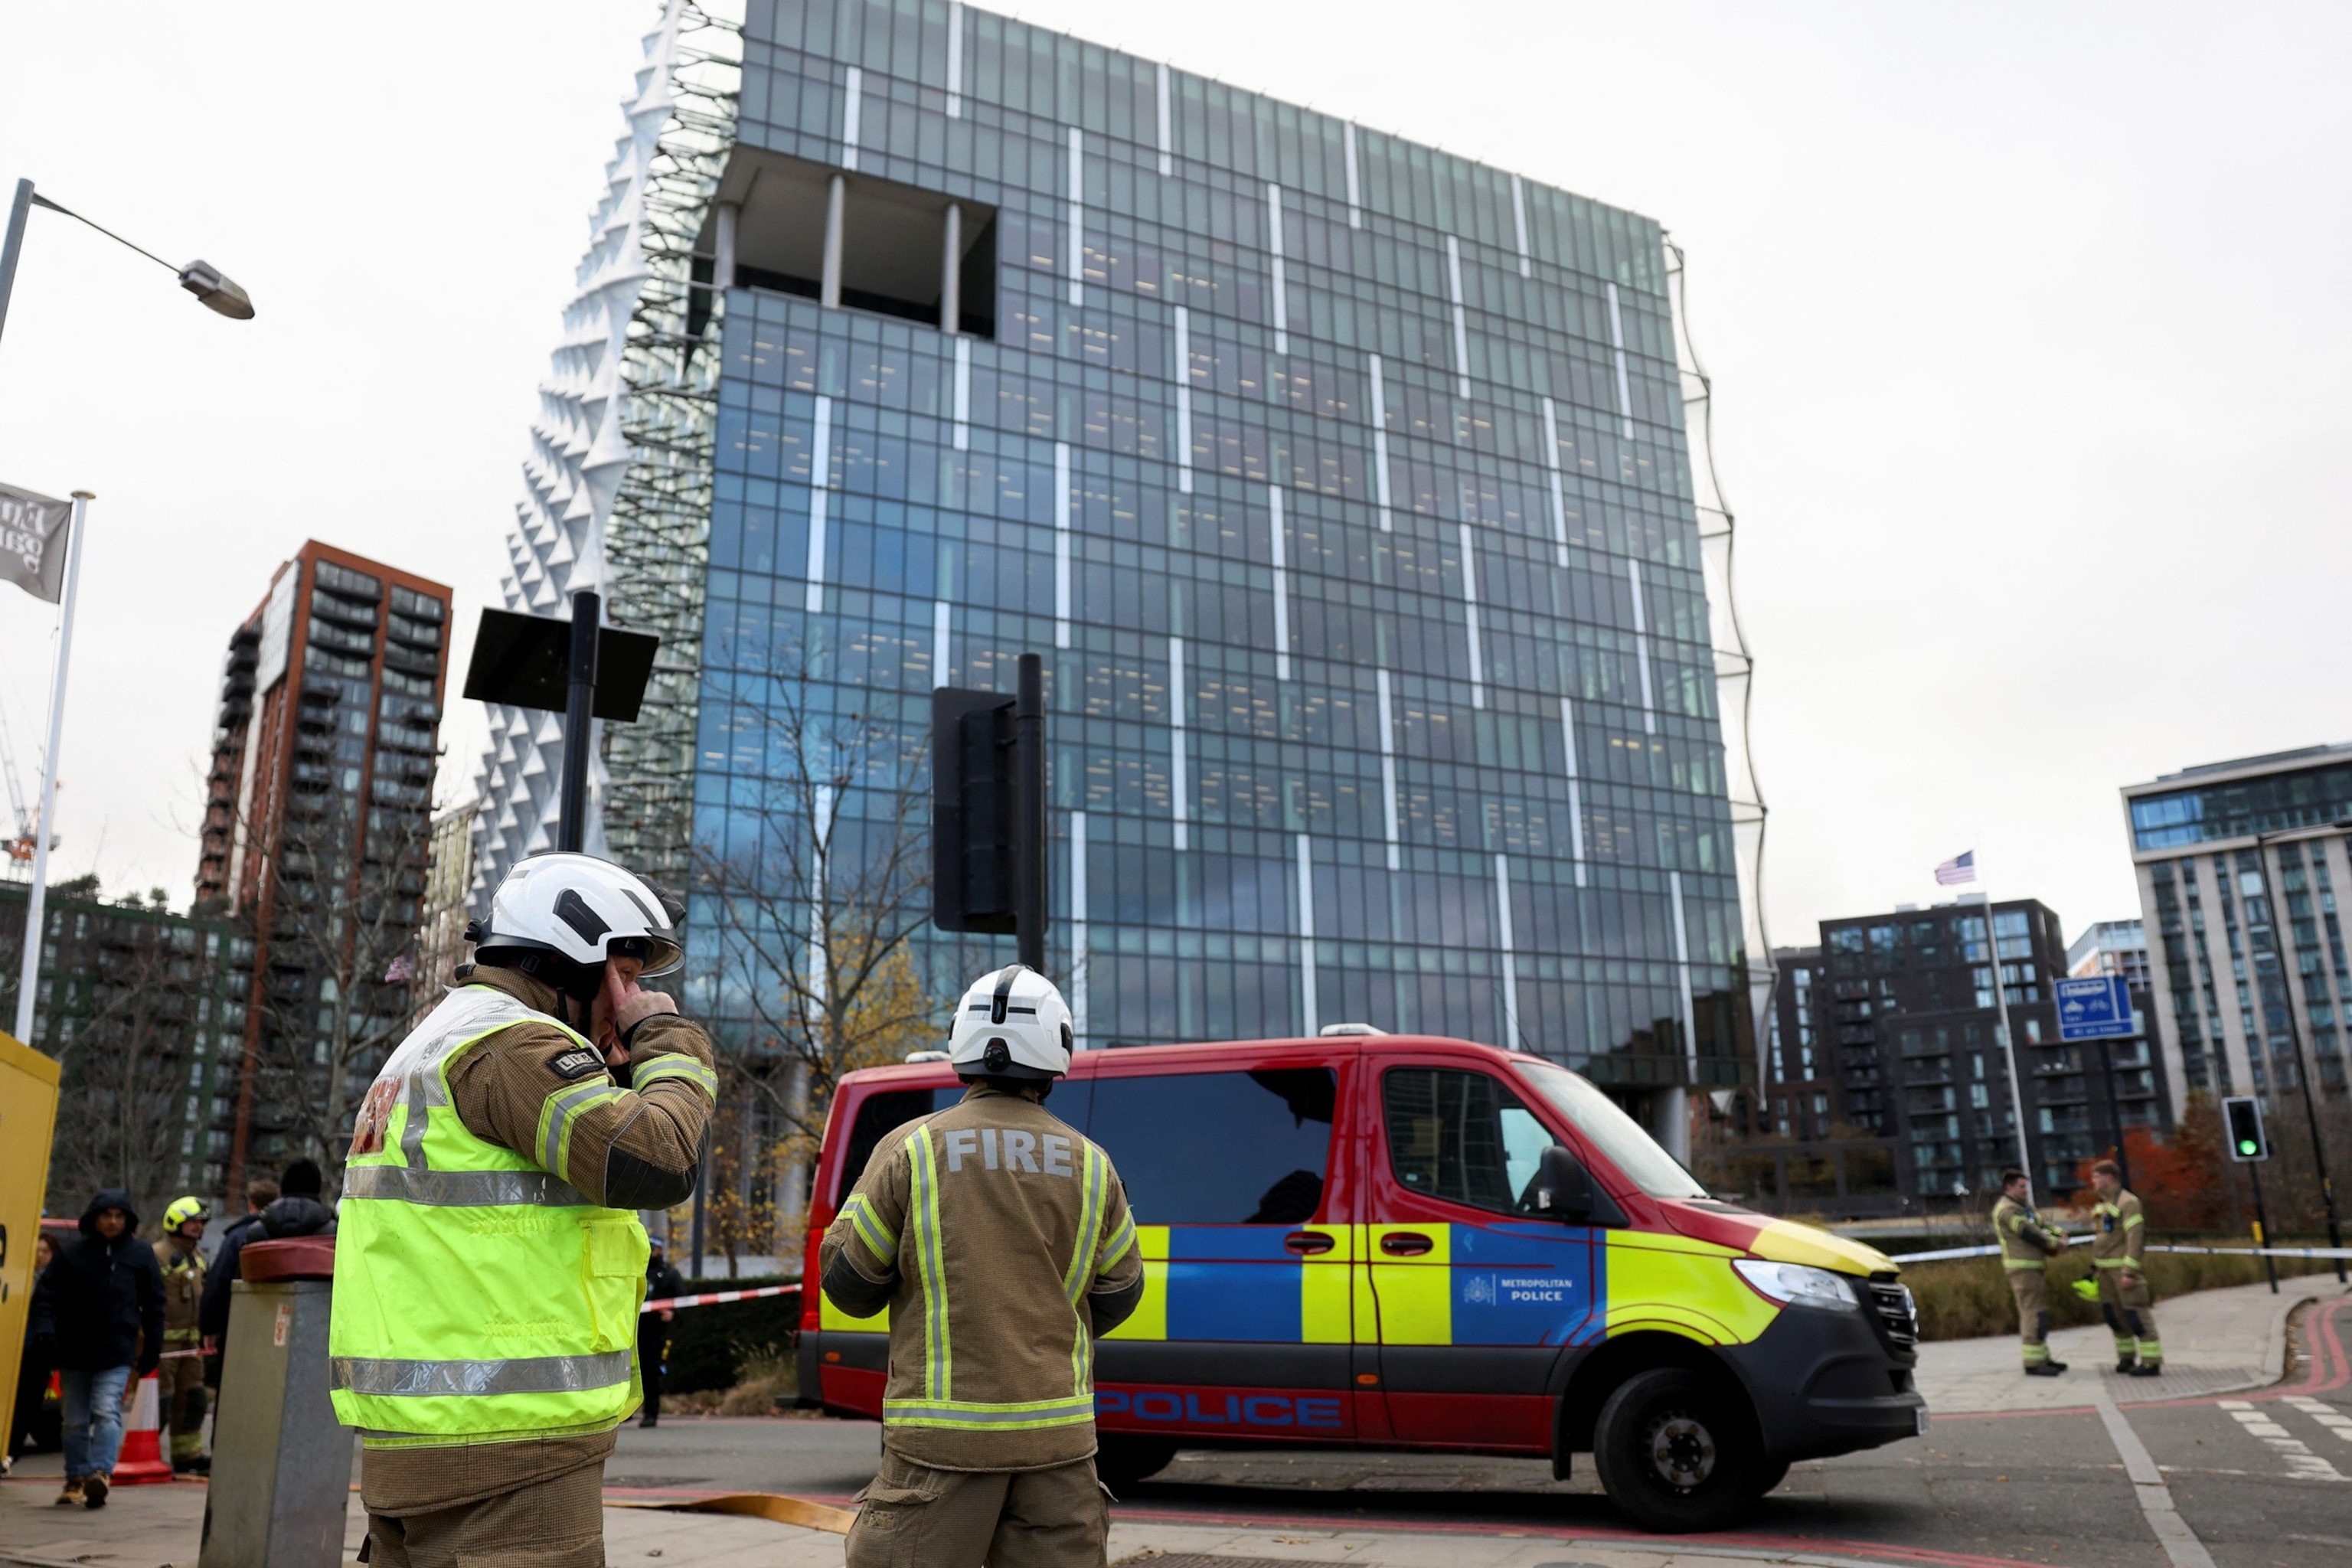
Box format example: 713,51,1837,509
44,1190,163,1505
200,1159,334,1397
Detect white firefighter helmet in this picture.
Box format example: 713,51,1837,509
947,965,1074,1080
469,852,684,978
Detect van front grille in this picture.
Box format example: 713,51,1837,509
1867,1280,1918,1351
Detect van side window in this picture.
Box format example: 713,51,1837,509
1088,1069,1337,1224
836,1089,956,1202
1382,1067,1559,1215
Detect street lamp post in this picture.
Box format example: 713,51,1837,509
0,175,253,1048
2252,825,2348,1285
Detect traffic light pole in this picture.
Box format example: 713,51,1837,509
1014,652,1046,972
557,589,600,854
2247,1158,2279,1295
2096,1037,2132,1191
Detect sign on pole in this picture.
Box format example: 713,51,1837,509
2054,975,2135,1041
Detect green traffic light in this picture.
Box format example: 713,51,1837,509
2239,1138,2259,1155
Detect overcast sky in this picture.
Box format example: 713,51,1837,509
2,2,2346,953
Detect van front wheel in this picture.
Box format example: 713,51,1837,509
1591,1368,1757,1534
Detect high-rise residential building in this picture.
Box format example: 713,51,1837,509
196,542,452,1193
477,0,1762,1151
1742,897,2164,1210
0,880,249,1216
2122,743,2352,1113
2067,918,2148,988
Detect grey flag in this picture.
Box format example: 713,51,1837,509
0,482,73,604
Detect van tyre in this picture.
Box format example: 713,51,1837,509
1592,1368,1756,1534
1094,1436,1178,1491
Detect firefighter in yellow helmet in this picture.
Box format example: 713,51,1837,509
823,965,1145,1568
152,1197,211,1472
2088,1158,2161,1374
1991,1169,2067,1376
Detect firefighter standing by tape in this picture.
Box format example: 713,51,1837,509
152,1197,211,1472
2086,1158,2161,1375
329,854,720,1566
1991,1169,2067,1376
822,965,1145,1568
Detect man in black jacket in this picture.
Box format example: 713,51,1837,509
202,1161,334,1394
637,1236,688,1428
45,1190,163,1508
197,1175,278,1370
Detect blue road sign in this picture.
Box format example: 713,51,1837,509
2055,975,2135,1040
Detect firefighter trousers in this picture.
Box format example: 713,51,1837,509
361,1461,606,1568
2006,1269,2052,1367
845,1449,1109,1568
2098,1269,2161,1366
157,1353,207,1462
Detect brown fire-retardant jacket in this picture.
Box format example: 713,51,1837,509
821,1083,1145,1472
358,964,717,1517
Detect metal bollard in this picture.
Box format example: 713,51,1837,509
200,1237,349,1568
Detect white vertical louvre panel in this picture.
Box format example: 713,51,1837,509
1155,62,1174,176
1510,174,1531,278
1459,521,1485,710
1266,183,1289,355
1070,810,1089,1050
1606,281,1635,439
1295,833,1318,1037
1377,668,1401,871
1169,635,1190,852
932,600,951,688
1054,443,1073,648
1445,234,1471,399
1343,122,1362,228
1495,854,1521,1047
1367,352,1392,531
946,2,965,119
841,66,862,171
1173,305,1194,494
804,394,833,613
1670,870,1699,1084
1628,557,1656,736
952,335,971,451
1269,487,1292,681
1560,696,1588,888
1067,128,1085,308
1540,397,1570,567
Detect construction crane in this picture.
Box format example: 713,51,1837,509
0,701,43,868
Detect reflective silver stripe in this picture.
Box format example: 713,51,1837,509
882,1396,1096,1427
341,1165,590,1208
541,1081,622,1177
332,1349,632,1398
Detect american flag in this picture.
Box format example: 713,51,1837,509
1935,851,1976,887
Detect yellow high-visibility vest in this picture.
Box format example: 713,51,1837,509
328,986,646,1448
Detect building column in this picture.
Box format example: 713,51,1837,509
821,173,845,309
939,201,962,334
715,201,739,290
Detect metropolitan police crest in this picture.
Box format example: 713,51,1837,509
1461,1271,1498,1306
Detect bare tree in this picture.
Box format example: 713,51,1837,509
241,780,436,1188
691,642,938,1254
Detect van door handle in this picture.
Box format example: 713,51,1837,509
1284,1230,1335,1256
1380,1232,1433,1256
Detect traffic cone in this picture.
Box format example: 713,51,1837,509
111,1370,173,1485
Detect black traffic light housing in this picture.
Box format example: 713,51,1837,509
932,653,1047,969
2223,1095,2269,1162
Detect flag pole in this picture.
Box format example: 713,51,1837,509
1977,867,2037,1201
15,491,90,1043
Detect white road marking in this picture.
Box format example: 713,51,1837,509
2284,1395,2352,1443
2218,1400,2347,1481
2091,1386,2218,1568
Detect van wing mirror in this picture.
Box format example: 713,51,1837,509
1532,1145,1626,1227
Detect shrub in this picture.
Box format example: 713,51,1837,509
643,1276,802,1393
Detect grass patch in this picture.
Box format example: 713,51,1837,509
1901,1244,2339,1341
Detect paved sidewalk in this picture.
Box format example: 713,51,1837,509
1915,1276,2347,1414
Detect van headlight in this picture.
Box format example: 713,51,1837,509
1733,1258,1860,1311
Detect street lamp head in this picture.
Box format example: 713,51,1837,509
177,260,253,319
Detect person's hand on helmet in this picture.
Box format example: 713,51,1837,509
590,955,680,1063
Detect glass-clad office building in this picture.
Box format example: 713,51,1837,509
485,0,1753,1140
697,0,1746,1101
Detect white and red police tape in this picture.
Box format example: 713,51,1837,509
642,1282,802,1314
1888,1240,2352,1264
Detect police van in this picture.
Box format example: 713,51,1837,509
798,1031,1923,1532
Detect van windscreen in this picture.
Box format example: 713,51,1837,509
835,1087,957,1203
1086,1069,1336,1224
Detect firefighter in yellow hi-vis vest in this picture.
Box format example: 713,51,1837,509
2088,1158,2161,1375
1992,1168,2067,1376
